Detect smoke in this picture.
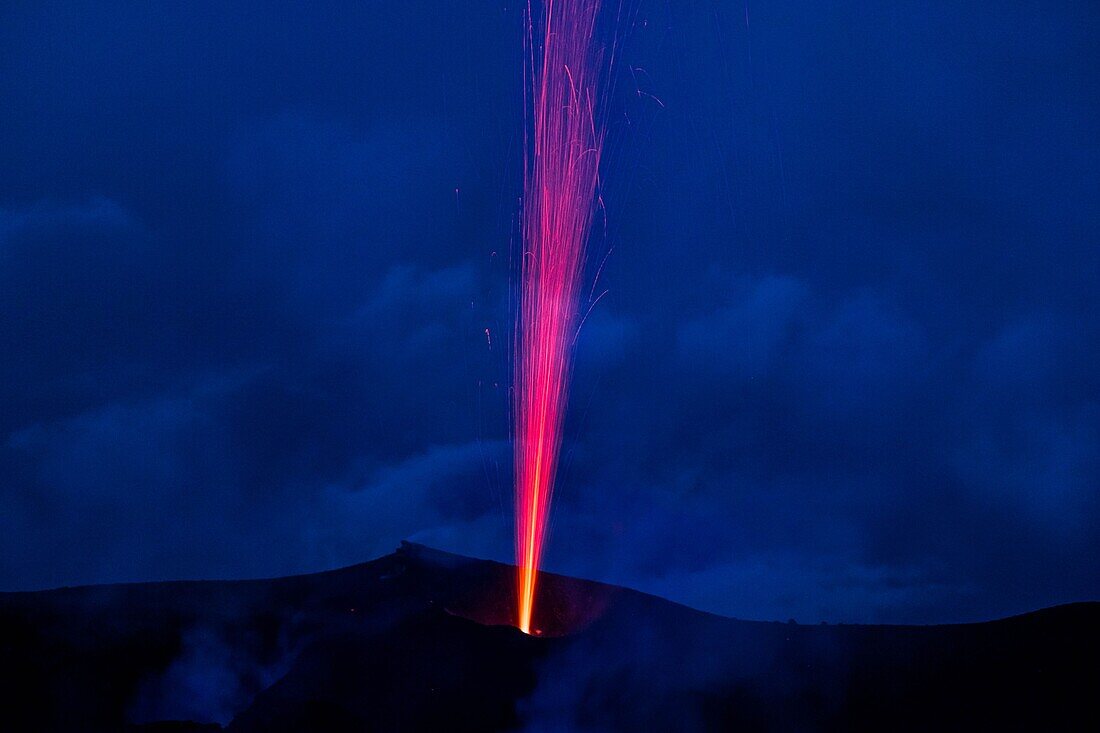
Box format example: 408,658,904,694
127,624,295,726
517,608,850,732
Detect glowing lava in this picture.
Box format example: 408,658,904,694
515,0,612,634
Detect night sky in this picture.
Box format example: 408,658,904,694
1,1,1097,624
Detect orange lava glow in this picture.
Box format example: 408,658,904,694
515,0,612,634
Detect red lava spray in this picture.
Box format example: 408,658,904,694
515,0,614,634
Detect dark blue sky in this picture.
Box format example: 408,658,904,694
1,0,1097,623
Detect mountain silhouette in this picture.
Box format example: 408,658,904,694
0,542,1094,731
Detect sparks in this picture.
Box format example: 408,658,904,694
514,0,613,635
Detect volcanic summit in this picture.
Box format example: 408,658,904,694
0,542,1094,732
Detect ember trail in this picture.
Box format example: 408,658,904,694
514,0,614,635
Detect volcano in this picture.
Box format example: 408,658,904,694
0,542,1094,732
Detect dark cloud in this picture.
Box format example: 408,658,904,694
0,0,1096,623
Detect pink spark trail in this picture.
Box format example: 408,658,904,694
515,0,614,634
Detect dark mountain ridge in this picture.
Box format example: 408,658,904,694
0,542,1095,731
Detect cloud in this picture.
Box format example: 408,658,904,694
313,440,510,567
956,313,1100,530
677,275,807,380
795,292,929,419
1,379,508,588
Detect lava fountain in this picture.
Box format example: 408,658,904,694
514,0,614,634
